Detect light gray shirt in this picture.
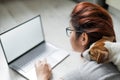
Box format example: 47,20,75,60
63,55,120,80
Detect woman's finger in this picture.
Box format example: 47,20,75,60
35,60,41,68
43,58,47,64
48,64,52,71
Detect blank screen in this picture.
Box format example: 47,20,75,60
0,16,44,63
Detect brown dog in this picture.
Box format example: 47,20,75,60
89,36,114,63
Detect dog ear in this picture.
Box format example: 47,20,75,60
89,46,109,63
96,49,109,63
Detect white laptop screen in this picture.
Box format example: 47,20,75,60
0,16,44,63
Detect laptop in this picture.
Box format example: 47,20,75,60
0,15,69,80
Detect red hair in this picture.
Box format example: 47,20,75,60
70,2,116,49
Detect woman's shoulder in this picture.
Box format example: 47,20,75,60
63,60,120,80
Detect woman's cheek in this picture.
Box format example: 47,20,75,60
70,33,76,50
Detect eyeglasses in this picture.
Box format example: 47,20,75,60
66,27,83,37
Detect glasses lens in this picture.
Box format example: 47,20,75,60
67,30,72,37
66,27,72,37
66,27,84,37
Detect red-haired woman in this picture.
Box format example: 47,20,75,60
35,2,120,80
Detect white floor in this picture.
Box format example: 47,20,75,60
108,6,120,42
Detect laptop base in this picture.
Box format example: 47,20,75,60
9,42,69,80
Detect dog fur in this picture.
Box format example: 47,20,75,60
89,36,120,71
89,36,114,63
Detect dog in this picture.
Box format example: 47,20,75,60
85,36,120,71
89,36,114,64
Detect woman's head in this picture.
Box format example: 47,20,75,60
70,2,116,52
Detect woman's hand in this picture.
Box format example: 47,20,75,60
35,59,52,80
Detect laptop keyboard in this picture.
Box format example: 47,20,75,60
10,43,59,71
21,50,69,72
14,49,53,69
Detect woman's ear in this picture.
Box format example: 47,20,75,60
80,32,89,46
